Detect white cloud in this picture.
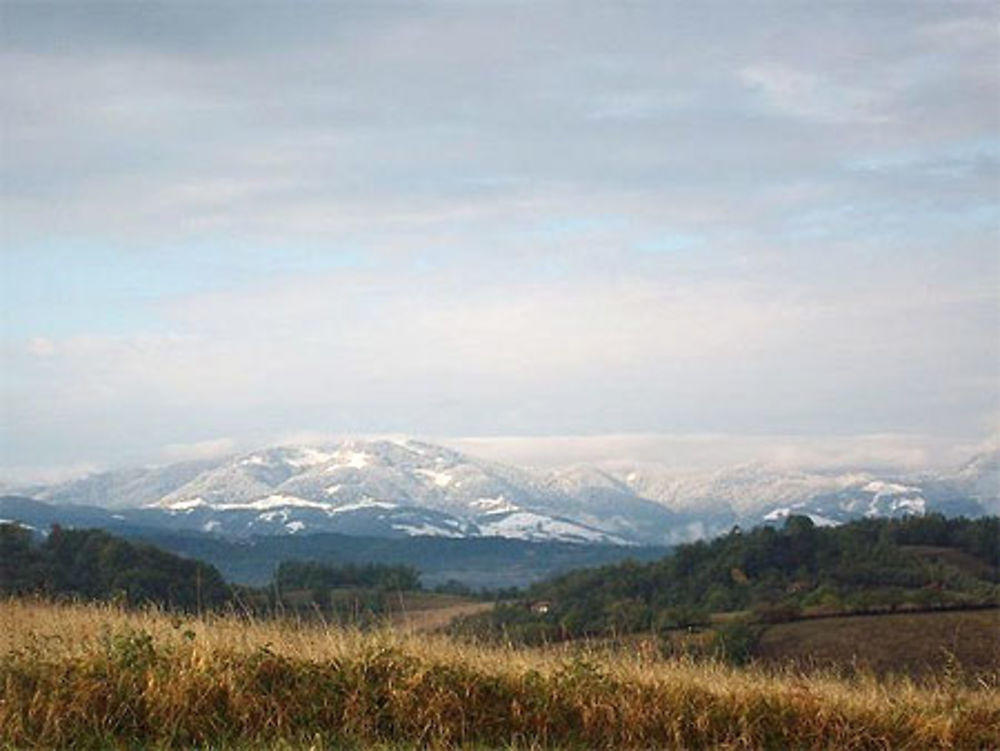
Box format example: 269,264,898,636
4,265,992,461
160,437,238,462
1,2,996,472
0,461,99,486
25,337,56,357
739,63,890,124
443,433,978,473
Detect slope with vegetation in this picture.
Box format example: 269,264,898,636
0,524,230,611
0,523,486,627
453,514,999,644
2,599,998,750
0,495,670,588
754,608,1000,678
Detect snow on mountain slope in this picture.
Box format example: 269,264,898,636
762,507,840,527
155,498,474,539
948,449,1000,513
157,446,339,506
159,439,559,514
16,438,997,544
148,439,639,542
33,459,221,510
542,465,687,543
607,462,871,515
600,459,992,530
475,510,627,544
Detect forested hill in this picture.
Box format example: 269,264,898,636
0,524,230,611
457,514,999,642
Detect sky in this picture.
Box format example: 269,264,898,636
1,1,998,479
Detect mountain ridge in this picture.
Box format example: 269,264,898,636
5,439,997,545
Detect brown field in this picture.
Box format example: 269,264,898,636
387,594,495,632
274,589,494,633
900,545,999,578
2,598,999,749
756,608,1000,679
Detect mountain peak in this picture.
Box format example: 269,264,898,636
10,438,997,544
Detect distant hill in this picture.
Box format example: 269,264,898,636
454,514,1000,643
0,523,229,610
121,527,670,589
0,497,668,588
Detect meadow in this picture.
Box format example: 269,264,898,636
2,598,998,750
755,608,1000,679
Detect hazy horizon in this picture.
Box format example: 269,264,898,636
3,430,997,487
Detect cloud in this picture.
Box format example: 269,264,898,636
160,437,238,462
3,2,996,247
739,63,890,124
25,337,56,357
0,461,100,486
0,2,997,472
444,433,980,472
3,265,993,466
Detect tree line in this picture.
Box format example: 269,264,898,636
0,524,230,611
452,514,999,644
0,524,424,619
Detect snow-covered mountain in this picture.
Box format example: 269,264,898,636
540,465,685,543
945,449,1000,514
8,440,997,545
35,459,221,509
152,440,628,543
590,452,997,534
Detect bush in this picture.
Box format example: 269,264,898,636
713,619,764,665
654,606,710,632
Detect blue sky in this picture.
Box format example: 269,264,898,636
1,1,998,477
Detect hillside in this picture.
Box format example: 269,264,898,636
0,524,229,610
455,514,999,643
0,498,668,588
754,609,1000,678
122,526,669,589
2,599,997,750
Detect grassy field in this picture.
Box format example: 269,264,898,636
270,589,494,633
387,596,495,633
2,599,999,749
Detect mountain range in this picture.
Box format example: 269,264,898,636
3,438,997,546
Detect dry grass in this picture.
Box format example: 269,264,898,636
275,590,494,634
756,609,1000,680
2,598,998,750
388,598,495,633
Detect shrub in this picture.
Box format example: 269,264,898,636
712,619,764,665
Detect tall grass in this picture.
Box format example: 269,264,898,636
2,598,998,749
